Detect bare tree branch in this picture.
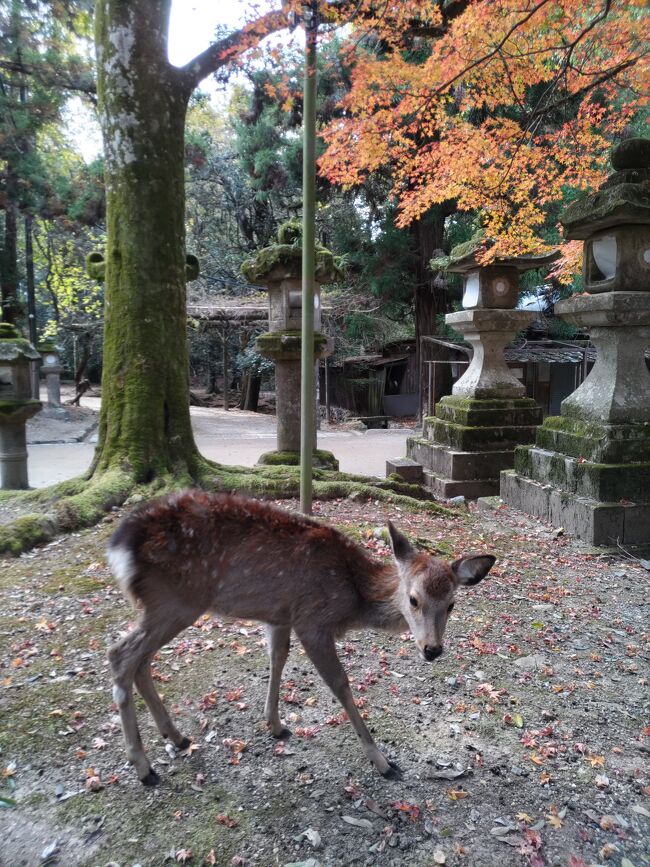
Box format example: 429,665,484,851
180,8,289,91
0,58,96,96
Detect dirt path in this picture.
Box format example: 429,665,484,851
0,497,648,867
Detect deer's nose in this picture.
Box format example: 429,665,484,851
424,645,443,661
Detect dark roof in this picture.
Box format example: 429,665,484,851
504,341,596,364
340,353,409,367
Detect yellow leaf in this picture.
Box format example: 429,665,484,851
446,788,469,801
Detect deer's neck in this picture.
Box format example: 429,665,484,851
356,565,406,633
362,596,407,632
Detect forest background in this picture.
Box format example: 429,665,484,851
1,0,647,398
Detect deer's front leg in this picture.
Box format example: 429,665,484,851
264,625,292,738
296,630,403,780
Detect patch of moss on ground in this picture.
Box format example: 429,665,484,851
0,469,133,557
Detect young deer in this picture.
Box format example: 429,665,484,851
107,490,495,785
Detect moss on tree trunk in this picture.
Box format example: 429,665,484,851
92,0,198,482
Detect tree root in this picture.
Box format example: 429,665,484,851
0,460,457,558
196,459,456,515
0,469,134,556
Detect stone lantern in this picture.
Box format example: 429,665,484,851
0,323,42,489
407,236,557,498
242,221,340,468
501,138,650,546
38,340,63,409
86,251,200,283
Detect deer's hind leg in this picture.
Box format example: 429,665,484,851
296,629,403,780
134,653,190,750
263,625,292,738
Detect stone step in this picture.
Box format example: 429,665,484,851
407,437,514,480
435,396,543,428
423,470,500,499
428,418,538,452
514,445,650,502
500,469,650,547
385,457,423,483
535,416,650,464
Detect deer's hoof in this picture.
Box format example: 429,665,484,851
272,726,292,740
381,761,404,781
140,768,161,787
177,737,192,751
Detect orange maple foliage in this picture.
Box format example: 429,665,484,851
318,0,649,277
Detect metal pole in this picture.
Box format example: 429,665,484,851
324,356,330,423
300,0,318,515
222,328,229,411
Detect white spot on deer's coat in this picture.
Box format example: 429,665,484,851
107,545,136,594
113,685,127,705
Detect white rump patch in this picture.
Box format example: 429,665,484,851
107,544,136,595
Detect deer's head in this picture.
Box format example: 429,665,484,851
387,522,495,662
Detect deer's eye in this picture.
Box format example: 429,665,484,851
447,602,455,613
409,595,419,609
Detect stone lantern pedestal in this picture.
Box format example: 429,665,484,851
0,324,42,489
501,138,650,547
407,241,554,498
256,330,334,466
242,222,340,469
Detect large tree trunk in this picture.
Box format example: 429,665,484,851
92,0,198,481
411,202,455,421
0,194,20,325
412,203,455,347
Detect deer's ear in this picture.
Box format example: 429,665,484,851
451,554,496,586
387,521,414,562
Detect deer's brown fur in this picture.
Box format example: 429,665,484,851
107,490,495,785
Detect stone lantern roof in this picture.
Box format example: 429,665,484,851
241,220,343,285
561,137,650,239
0,323,41,362
430,232,559,274
86,252,200,282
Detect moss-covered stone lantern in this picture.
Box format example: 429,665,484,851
38,339,63,408
408,236,557,498
0,323,42,489
242,221,340,468
86,251,201,284
502,138,650,547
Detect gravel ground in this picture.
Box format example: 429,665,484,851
0,495,648,867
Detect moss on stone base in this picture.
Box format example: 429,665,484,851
435,395,542,427
255,330,330,361
257,449,339,470
536,416,650,463
0,398,41,417
514,442,650,502
430,418,538,452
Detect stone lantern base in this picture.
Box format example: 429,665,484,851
408,396,542,498
257,449,339,470
0,400,42,489
407,308,542,498
255,330,335,468
501,418,650,547
501,293,650,548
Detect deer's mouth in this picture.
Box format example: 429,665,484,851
423,645,443,662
